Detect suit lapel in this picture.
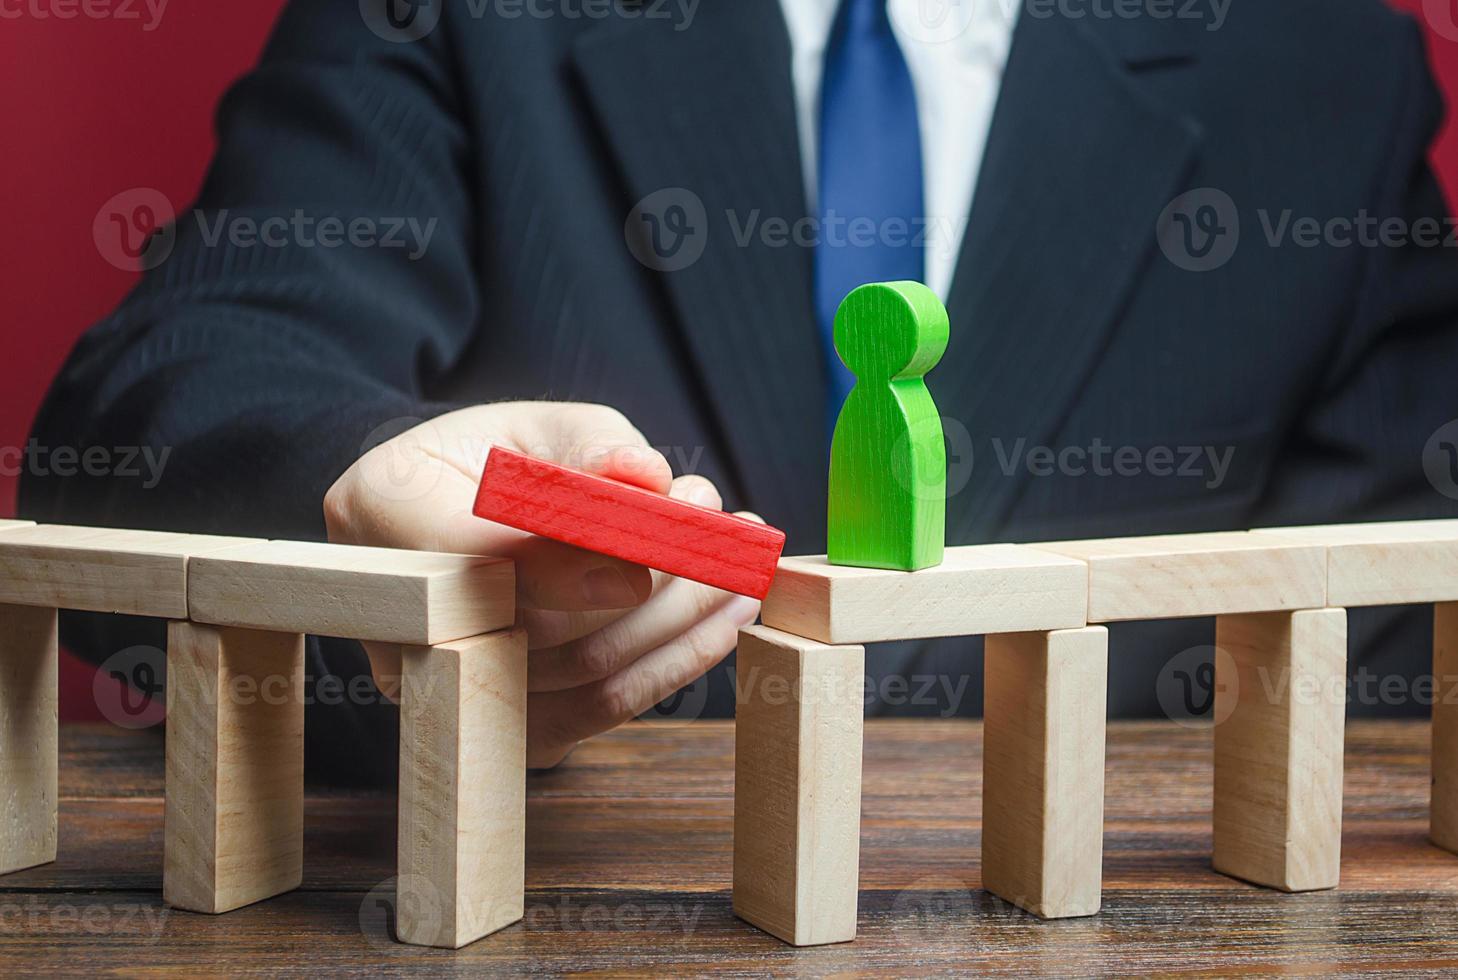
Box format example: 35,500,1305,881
571,2,829,547
941,14,1202,542
572,7,1202,551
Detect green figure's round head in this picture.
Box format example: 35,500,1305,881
833,281,950,382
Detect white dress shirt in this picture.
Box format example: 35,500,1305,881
777,0,1017,299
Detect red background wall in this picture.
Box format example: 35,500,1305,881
1,2,1455,721
0,3,290,720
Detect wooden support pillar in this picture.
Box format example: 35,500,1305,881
0,604,58,875
396,626,527,949
732,625,864,946
1432,602,1458,852
1213,608,1346,891
982,626,1107,919
164,621,305,913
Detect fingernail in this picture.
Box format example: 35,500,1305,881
687,482,718,507
583,566,641,608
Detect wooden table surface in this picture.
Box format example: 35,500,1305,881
3,719,1458,976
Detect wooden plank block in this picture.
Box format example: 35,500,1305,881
0,521,34,531
164,622,304,914
1212,608,1346,892
397,627,527,948
473,447,785,599
1029,531,1326,623
827,281,948,572
1432,602,1458,853
0,605,57,876
0,525,256,618
732,625,864,946
188,541,513,645
982,626,1107,919
1254,520,1458,606
759,544,1086,644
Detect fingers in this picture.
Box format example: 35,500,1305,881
328,455,654,608
326,407,724,615
527,572,742,692
526,594,760,768
519,607,624,651
361,640,403,703
510,535,656,610
504,402,673,493
509,473,722,624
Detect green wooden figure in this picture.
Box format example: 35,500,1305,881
828,281,949,571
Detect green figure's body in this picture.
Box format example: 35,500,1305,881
828,281,949,571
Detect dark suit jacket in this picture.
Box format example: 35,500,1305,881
23,0,1458,782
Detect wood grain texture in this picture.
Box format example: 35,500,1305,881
1029,531,1327,623
164,622,305,914
187,540,513,645
8,720,1458,974
1433,602,1458,853
1255,520,1458,606
760,544,1088,643
0,525,256,618
0,604,57,876
983,627,1107,919
733,625,865,945
1213,609,1347,892
398,627,527,949
473,447,785,598
827,281,948,571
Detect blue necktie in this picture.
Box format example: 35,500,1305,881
815,0,925,422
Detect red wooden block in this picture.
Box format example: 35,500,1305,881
473,448,787,600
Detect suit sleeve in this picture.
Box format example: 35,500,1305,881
22,0,476,540
19,0,478,781
1253,18,1458,694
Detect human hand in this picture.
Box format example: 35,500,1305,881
322,402,760,767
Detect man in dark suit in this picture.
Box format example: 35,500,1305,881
23,0,1458,780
